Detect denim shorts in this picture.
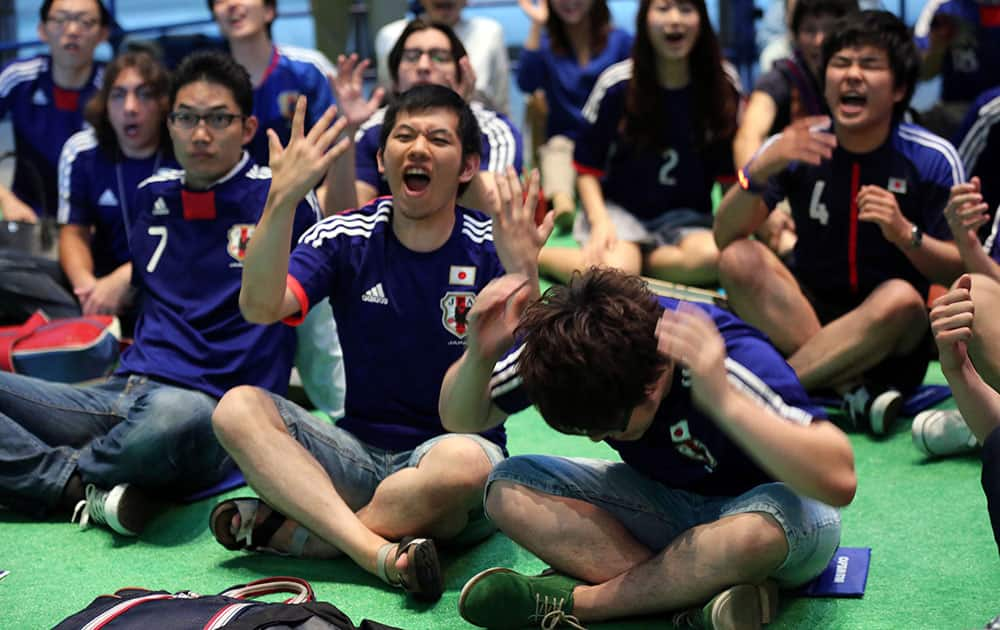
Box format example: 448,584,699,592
573,203,713,248
269,393,506,545
487,455,841,587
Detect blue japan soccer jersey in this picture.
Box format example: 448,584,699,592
764,123,963,298
119,153,320,398
0,55,102,217
574,60,736,223
285,197,507,451
490,297,824,498
246,45,336,166
57,128,178,277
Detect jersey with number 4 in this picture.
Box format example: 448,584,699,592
119,152,320,398
764,123,962,298
285,197,506,451
574,59,737,222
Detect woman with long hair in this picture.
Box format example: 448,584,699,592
57,49,175,330
517,0,632,229
539,0,741,286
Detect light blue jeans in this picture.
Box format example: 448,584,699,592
0,372,232,517
487,455,841,587
270,393,506,546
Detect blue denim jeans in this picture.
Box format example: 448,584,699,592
488,455,842,587
270,393,505,546
0,372,232,518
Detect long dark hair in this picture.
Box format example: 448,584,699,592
624,0,739,150
85,49,170,160
546,0,612,58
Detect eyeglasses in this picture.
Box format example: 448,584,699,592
400,48,454,64
46,12,101,30
168,111,244,130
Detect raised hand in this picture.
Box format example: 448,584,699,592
329,54,384,130
930,274,975,371
267,96,350,207
655,303,729,412
518,0,548,24
944,176,990,236
467,273,533,362
453,56,477,102
492,167,554,278
748,115,837,181
856,184,909,245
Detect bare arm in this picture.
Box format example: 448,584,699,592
657,305,857,506
732,91,778,168
931,274,1000,443
577,172,616,267
321,55,383,216
59,223,97,292
715,115,837,250
0,185,37,223
242,98,349,323
942,177,1000,281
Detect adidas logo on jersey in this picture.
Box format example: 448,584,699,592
32,89,47,106
361,283,389,305
98,189,118,206
152,197,169,215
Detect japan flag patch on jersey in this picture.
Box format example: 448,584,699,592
227,224,255,266
887,177,907,194
449,265,476,286
441,291,476,339
669,419,718,470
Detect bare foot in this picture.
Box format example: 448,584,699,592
229,503,343,559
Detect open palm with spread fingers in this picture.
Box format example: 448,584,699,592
330,54,384,129
268,97,351,205
492,166,554,279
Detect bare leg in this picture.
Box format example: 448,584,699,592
788,279,928,391
213,388,492,579
538,241,642,284
487,481,788,622
643,231,719,287
718,239,821,355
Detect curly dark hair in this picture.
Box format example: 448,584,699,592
546,0,611,58
515,268,669,435
624,0,739,151
84,50,171,160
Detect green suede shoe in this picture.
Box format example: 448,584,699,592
458,567,585,629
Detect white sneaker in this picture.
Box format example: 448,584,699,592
912,409,979,457
71,483,162,536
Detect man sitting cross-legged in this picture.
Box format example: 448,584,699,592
209,84,552,601
714,10,966,436
440,268,856,628
0,50,324,536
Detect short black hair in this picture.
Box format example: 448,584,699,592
790,0,858,35
40,0,111,26
206,0,277,39
822,10,919,121
379,84,481,197
170,50,253,116
387,18,468,88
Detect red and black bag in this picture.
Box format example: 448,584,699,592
52,576,402,630
0,311,120,383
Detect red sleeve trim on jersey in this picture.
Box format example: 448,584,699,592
573,161,605,178
282,274,310,327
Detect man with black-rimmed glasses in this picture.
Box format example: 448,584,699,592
0,0,109,223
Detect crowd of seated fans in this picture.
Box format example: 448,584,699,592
1,0,999,628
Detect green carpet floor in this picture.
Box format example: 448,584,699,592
1,361,998,629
